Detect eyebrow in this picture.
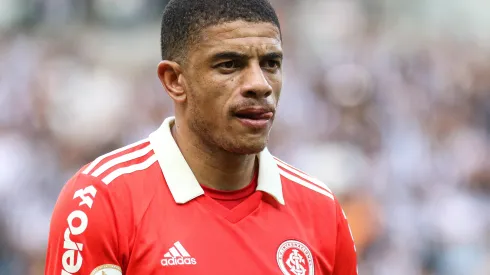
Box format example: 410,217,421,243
262,52,283,61
211,51,248,62
210,51,283,62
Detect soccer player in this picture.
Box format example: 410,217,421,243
45,0,357,274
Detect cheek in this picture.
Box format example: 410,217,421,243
189,85,229,124
274,78,282,92
269,75,283,100
200,79,232,107
188,71,237,123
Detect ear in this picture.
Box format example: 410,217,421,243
157,60,186,103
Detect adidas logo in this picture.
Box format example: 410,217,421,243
161,241,197,266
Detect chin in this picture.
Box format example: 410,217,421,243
233,145,266,155
224,140,268,155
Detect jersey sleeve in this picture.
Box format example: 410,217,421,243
332,198,358,275
45,172,124,275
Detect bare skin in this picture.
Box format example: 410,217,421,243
157,20,283,191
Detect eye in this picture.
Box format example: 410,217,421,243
263,60,281,71
218,61,237,69
215,60,241,74
269,60,279,68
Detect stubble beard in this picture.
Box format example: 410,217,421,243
188,109,269,156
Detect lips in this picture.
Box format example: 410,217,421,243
233,107,274,129
234,107,274,120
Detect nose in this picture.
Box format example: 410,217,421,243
240,62,273,98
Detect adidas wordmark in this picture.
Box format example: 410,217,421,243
161,241,197,266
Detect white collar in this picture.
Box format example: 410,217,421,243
149,117,285,205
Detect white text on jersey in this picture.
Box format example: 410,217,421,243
61,185,97,275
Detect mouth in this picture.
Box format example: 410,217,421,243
233,107,274,129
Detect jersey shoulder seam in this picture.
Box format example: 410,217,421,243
274,156,334,200
81,138,157,185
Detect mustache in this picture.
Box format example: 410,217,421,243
230,101,276,113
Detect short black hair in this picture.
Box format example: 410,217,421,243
160,0,281,62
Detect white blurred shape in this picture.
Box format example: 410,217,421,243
446,127,488,179
0,36,39,126
291,142,369,194
46,63,131,147
94,0,145,20
6,199,51,254
294,0,365,57
0,133,33,195
423,0,490,43
0,0,22,28
324,63,373,107
433,191,486,244
276,58,328,132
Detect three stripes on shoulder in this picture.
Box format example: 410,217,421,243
82,139,156,185
81,138,334,201
274,157,334,200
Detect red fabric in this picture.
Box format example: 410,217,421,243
45,142,357,275
201,171,258,210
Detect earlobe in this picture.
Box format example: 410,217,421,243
157,61,186,102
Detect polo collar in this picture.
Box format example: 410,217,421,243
149,117,285,205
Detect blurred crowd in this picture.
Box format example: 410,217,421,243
1,0,489,274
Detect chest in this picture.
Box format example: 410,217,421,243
123,194,335,275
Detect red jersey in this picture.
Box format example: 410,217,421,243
45,117,357,275
201,170,258,209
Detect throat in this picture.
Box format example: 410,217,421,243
197,157,258,192
171,121,258,191
201,170,258,210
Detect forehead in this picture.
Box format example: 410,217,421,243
192,21,282,56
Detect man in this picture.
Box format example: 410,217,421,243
45,0,357,274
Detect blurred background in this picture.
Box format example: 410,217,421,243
1,0,490,274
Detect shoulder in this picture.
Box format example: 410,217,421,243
47,138,158,275
55,138,161,226
81,138,158,186
273,156,336,205
272,156,346,237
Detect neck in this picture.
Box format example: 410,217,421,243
171,120,257,191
